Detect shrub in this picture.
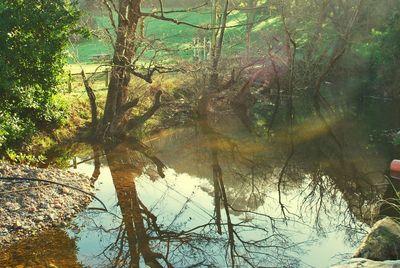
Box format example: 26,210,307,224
0,0,81,152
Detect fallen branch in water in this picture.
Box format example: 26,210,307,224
0,177,107,211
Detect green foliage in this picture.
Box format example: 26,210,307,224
393,132,400,146
3,148,46,165
0,111,36,148
369,12,400,87
0,0,81,151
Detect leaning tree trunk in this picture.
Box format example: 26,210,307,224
101,0,142,140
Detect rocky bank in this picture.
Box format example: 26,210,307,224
0,163,94,247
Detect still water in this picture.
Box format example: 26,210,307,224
2,97,400,267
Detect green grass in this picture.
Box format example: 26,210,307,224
68,8,279,64
68,39,113,63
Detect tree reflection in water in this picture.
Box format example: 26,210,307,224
95,136,302,267
3,99,393,267
0,99,390,267
82,100,385,267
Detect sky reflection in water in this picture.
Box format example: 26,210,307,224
3,98,399,268
69,109,388,267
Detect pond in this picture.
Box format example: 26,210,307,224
2,95,400,267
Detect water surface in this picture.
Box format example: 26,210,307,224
2,97,400,267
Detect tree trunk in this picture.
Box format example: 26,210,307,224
102,0,142,138
198,0,229,118
209,0,229,91
245,0,256,60
81,70,98,134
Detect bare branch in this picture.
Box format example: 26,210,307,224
117,98,140,115
140,11,271,31
81,70,98,132
102,0,117,32
126,90,162,130
151,2,208,15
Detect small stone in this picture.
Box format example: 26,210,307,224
57,221,67,228
14,220,22,229
6,202,21,211
39,203,50,209
48,213,57,221
61,187,70,194
28,191,38,198
26,206,37,213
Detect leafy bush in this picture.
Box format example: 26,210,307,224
4,148,46,165
0,0,81,152
369,12,400,94
393,132,400,146
0,111,35,148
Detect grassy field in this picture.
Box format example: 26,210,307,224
65,63,109,74
68,9,280,64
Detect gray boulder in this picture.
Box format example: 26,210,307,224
353,217,400,261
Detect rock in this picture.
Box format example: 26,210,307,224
22,225,31,230
353,217,400,261
13,220,22,229
39,203,50,209
48,213,57,221
6,202,21,212
26,206,37,213
61,187,70,194
53,203,62,209
28,191,38,198
57,221,67,228
331,258,400,268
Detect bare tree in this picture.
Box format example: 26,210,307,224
274,0,364,99
197,0,230,118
